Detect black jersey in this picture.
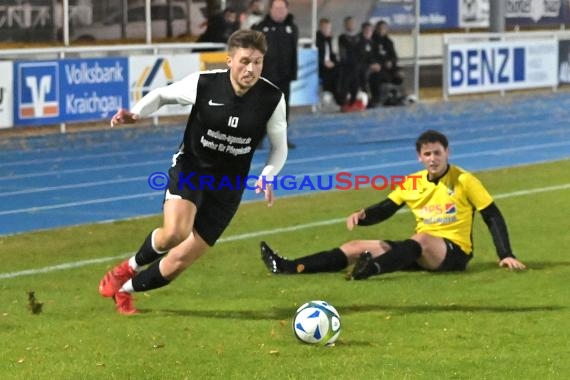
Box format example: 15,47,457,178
131,68,287,185
180,70,282,178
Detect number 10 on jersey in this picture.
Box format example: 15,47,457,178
228,116,239,128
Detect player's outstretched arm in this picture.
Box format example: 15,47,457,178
480,202,526,271
350,198,402,229
110,72,199,127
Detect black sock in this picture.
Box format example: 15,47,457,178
132,260,171,292
290,248,348,273
134,230,167,266
373,239,422,275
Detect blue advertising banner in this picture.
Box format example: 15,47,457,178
59,57,129,122
370,0,570,30
13,57,129,126
291,48,319,107
369,1,458,31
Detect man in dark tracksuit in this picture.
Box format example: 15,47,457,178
253,0,298,148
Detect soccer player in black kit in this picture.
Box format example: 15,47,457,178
99,30,288,314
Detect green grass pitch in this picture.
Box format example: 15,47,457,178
1,160,569,379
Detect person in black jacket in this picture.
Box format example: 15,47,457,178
337,16,364,112
316,18,342,105
253,0,298,148
357,22,384,108
198,7,240,43
373,20,404,86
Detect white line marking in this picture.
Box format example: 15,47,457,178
1,182,569,280
0,176,149,197
0,146,170,168
0,192,161,216
0,160,166,181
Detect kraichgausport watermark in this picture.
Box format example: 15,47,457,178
147,171,421,191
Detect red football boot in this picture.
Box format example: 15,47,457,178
113,291,138,315
98,260,135,298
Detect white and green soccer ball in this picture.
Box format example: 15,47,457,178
292,300,341,346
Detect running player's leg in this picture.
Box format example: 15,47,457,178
112,189,241,314
129,154,202,269
98,198,196,299
153,229,210,280
120,228,209,295
133,198,197,269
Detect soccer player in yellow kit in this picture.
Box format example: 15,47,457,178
260,130,526,279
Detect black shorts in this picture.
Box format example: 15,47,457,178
165,161,244,247
437,239,472,272
383,238,472,272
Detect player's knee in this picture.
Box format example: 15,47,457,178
378,240,392,252
161,252,193,278
410,233,429,248
339,241,365,258
170,256,192,272
160,228,190,250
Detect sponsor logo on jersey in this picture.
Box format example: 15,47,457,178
208,99,224,106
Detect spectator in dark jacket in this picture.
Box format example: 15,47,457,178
373,20,404,86
198,7,240,43
316,18,342,105
358,22,386,108
253,0,298,148
338,16,364,112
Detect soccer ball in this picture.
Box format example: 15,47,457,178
292,300,341,346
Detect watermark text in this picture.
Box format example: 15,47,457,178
147,171,421,192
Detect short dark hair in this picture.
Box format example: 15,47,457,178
415,130,449,152
319,18,330,24
269,0,289,8
344,16,353,24
227,29,267,55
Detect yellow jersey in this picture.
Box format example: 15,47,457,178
387,165,493,254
